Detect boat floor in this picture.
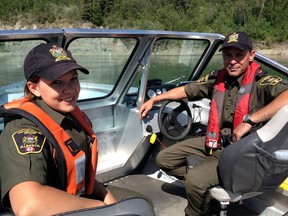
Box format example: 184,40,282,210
107,173,264,216
106,145,271,216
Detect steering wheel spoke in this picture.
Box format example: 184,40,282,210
158,100,192,141
163,116,172,129
174,121,186,133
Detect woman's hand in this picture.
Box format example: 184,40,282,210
93,180,116,205
103,190,117,205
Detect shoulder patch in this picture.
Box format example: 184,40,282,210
196,75,208,84
260,75,282,86
12,129,46,155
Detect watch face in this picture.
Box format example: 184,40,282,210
242,114,255,126
243,114,249,122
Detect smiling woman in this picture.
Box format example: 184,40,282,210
23,44,87,113
0,43,153,216
26,71,81,113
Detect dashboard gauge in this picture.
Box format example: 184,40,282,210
162,88,167,93
147,89,156,98
156,88,162,95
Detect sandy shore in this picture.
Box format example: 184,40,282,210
255,42,288,56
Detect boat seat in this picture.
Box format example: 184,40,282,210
214,105,288,215
209,186,263,215
186,105,288,215
0,197,155,216
58,197,155,216
186,155,264,215
210,186,262,203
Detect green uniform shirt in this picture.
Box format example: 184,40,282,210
0,99,87,207
185,69,288,135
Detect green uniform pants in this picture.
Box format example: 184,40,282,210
156,136,222,215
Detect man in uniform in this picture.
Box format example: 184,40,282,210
139,31,288,215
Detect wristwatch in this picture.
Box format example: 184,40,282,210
242,114,256,126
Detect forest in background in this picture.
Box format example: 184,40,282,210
1,0,288,45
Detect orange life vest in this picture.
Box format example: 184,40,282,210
2,98,98,196
205,62,261,150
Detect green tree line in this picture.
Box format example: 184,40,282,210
1,0,287,44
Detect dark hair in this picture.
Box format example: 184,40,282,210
24,77,40,100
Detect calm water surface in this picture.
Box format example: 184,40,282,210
0,55,287,87
267,55,288,67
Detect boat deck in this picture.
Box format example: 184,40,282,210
108,146,288,216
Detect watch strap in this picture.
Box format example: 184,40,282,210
243,114,257,126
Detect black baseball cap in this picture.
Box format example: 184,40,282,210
219,32,253,51
24,43,89,80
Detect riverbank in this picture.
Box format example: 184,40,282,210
1,22,288,56
254,42,288,56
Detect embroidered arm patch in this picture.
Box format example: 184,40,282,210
12,129,46,155
260,75,282,86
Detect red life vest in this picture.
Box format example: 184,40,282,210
205,62,261,151
2,98,98,196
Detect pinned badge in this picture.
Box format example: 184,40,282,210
238,86,246,95
49,45,71,62
228,32,239,43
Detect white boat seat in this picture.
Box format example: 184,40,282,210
210,186,262,203
209,186,263,216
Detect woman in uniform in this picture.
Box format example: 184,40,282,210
0,43,151,216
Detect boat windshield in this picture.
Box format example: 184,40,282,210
0,38,138,104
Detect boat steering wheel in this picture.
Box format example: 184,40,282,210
158,100,192,141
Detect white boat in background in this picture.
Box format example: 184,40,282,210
0,28,288,215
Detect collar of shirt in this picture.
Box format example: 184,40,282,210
35,99,67,126
34,99,85,150
225,73,245,90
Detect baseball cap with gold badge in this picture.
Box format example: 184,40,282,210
24,43,89,81
220,31,253,51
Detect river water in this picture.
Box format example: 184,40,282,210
0,54,287,87
266,55,288,67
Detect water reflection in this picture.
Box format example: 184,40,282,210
0,54,287,88
266,55,288,67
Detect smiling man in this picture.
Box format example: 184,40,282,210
139,31,288,215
